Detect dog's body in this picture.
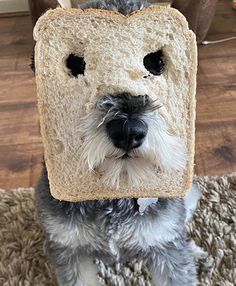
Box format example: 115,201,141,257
36,166,199,286
35,1,200,285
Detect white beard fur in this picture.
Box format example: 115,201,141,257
79,110,187,189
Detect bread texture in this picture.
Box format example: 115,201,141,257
34,6,197,201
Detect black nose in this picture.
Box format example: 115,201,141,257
106,118,148,152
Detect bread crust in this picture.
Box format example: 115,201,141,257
34,6,190,39
34,6,197,201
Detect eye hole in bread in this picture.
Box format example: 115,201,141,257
66,54,86,77
143,50,165,76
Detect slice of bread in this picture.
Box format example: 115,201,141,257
34,6,197,202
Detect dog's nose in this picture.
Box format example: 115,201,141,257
106,118,148,152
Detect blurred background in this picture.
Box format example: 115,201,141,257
0,0,235,190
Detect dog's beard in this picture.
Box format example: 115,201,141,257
78,110,187,189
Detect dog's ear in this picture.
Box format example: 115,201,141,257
30,48,35,73
57,0,72,8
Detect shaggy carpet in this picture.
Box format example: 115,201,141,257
0,174,235,286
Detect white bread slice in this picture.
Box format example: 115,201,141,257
34,6,197,202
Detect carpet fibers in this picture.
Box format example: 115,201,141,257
0,174,235,286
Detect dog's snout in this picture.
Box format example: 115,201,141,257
106,118,147,152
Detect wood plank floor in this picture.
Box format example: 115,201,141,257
195,0,236,176
0,0,236,190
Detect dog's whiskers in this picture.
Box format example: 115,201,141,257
97,108,114,128
97,107,122,128
97,116,107,128
150,104,163,111
113,110,120,118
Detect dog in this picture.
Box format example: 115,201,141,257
34,1,201,285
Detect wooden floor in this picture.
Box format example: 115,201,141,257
0,0,236,190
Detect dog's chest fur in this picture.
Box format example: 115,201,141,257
37,172,186,260
47,202,184,257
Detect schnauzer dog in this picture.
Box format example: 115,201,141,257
35,1,201,285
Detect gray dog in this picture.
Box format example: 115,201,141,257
35,1,201,285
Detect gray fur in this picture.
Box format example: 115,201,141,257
36,166,198,286
35,1,199,285
80,0,151,15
